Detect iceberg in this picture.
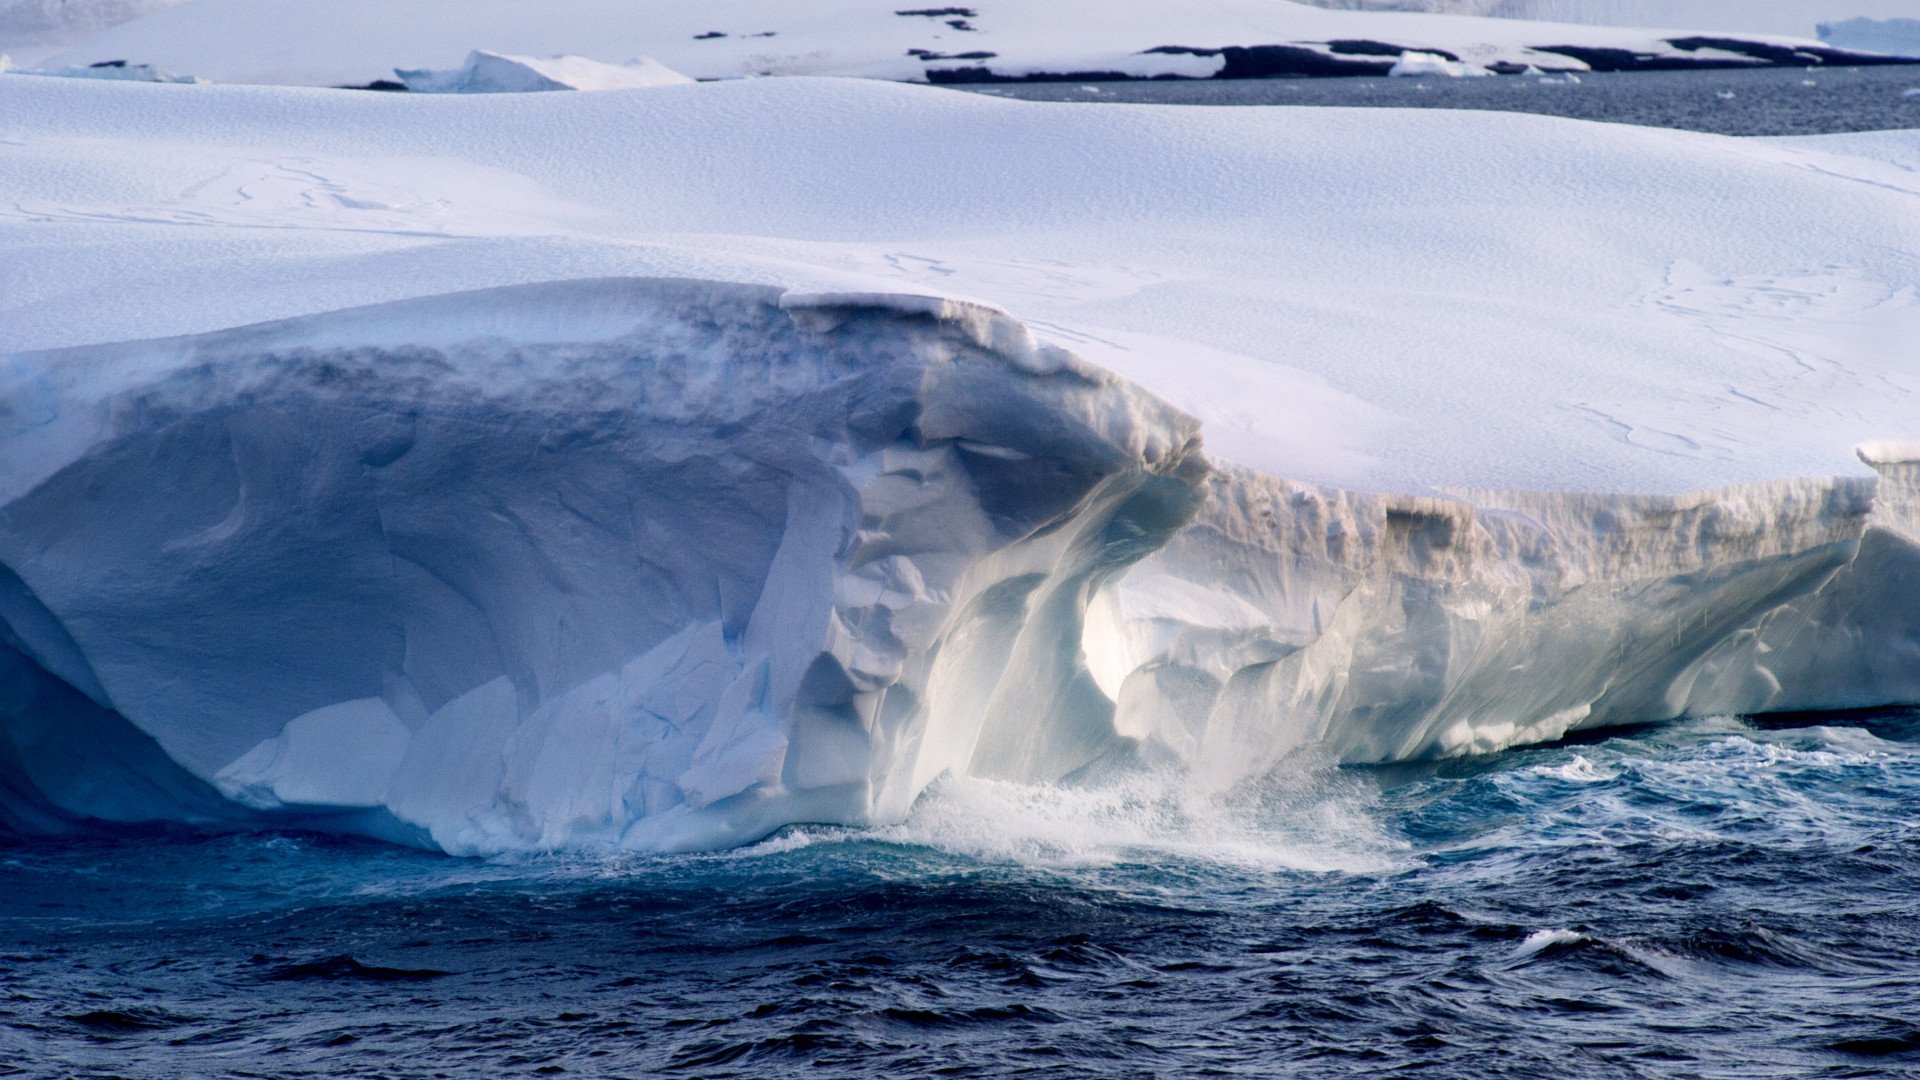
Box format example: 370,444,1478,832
1818,18,1920,60
397,51,694,94
2,278,1914,851
0,74,1914,850
1388,50,1493,77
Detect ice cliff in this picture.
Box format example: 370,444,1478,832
2,278,1914,850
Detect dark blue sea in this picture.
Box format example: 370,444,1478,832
966,63,1920,136
4,710,1917,1078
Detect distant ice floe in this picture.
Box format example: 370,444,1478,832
1388,50,1493,77
12,56,200,81
27,0,1914,89
397,51,693,94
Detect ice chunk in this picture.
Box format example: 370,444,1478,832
1388,50,1492,77
215,698,410,810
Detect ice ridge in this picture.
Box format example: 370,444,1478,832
0,278,1912,850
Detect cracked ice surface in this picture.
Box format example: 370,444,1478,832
0,76,1915,848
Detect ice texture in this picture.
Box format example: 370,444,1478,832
0,281,1206,848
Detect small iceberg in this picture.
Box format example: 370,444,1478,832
1388,51,1492,78
1817,17,1920,60
397,50,694,93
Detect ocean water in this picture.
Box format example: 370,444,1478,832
965,64,1920,136
3,709,1917,1078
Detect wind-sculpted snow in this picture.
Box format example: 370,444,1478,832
1,278,1914,850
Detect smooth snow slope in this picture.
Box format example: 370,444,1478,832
3,75,1914,495
36,0,1902,86
1,76,1916,849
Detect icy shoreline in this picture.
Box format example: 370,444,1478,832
3,278,1913,850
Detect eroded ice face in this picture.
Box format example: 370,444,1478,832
2,274,1914,852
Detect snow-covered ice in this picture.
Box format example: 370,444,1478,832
0,74,1914,849
5,75,1911,494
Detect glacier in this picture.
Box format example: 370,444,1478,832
2,278,1914,851
0,73,1914,851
